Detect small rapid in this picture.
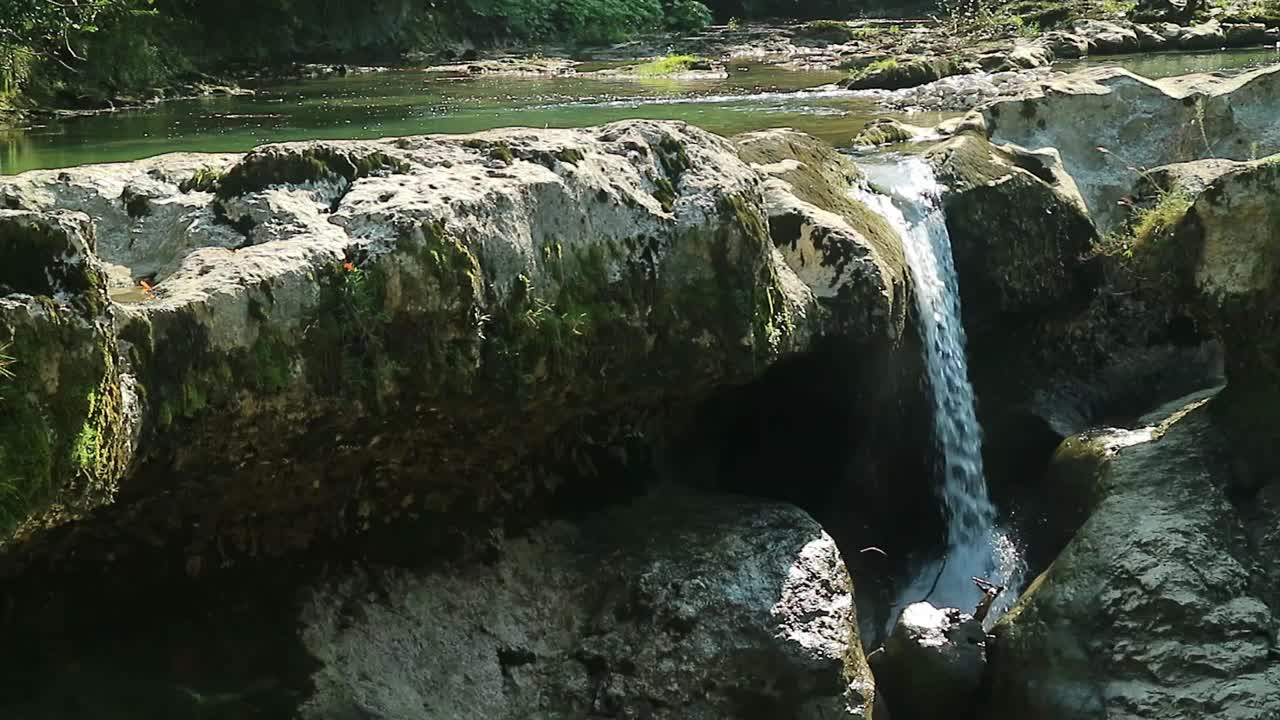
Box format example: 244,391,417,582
854,156,1025,627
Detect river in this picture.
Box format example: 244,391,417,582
4,46,1277,175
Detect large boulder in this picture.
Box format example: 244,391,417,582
1130,0,1205,23
1174,156,1280,492
984,65,1280,231
735,129,910,341
1177,19,1227,49
0,490,880,719
302,491,878,720
984,390,1280,720
842,56,967,91
1070,19,1141,54
0,121,898,588
926,131,1098,333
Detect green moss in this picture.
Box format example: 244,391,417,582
216,147,408,199
304,262,390,399
794,20,856,44
179,166,226,194
653,176,677,212
1131,190,1194,247
658,136,692,179
628,54,707,77
489,144,514,164
0,309,121,536
554,148,585,165
865,57,899,73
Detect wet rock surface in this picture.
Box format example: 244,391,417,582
872,602,987,720
302,490,876,720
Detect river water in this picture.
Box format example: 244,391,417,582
4,46,1276,174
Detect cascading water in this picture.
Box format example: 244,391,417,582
854,157,1025,628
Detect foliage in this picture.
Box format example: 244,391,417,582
0,340,13,382
1,0,715,110
664,0,714,31
935,0,1043,38
701,0,934,21
630,54,706,76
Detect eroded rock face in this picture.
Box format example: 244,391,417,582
0,121,901,587
301,491,877,720
0,490,880,719
735,129,910,342
984,391,1280,720
1175,157,1280,492
984,65,1280,231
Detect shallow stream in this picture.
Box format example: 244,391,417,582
4,47,1277,175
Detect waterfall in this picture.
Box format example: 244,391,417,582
854,156,1025,627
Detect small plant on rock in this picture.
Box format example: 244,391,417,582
0,341,14,382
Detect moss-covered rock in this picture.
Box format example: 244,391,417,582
841,56,965,91
928,132,1098,332
0,211,131,538
0,121,869,585
734,129,910,344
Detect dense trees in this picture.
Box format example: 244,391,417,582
0,0,714,108
699,0,933,20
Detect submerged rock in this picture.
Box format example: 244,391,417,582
871,602,987,720
0,121,900,586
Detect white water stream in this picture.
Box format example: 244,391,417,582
855,157,1025,627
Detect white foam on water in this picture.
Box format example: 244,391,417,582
853,156,1026,630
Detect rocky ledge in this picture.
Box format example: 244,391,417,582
0,121,920,586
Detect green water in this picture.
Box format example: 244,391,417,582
0,65,950,175
1056,46,1280,78
4,49,1276,175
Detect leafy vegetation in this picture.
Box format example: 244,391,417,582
629,54,708,76
0,340,13,382
1,0,714,114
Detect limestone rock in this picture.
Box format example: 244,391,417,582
985,391,1280,720
1175,157,1280,491
984,65,1280,231
1004,43,1054,70
301,491,877,719
1132,23,1170,50
872,602,987,720
852,118,932,147
0,122,894,584
1043,31,1091,58
926,132,1097,331
735,129,910,343
1178,19,1226,49
1070,19,1141,54
1223,21,1269,46
1130,0,1205,23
